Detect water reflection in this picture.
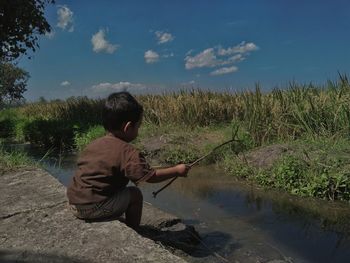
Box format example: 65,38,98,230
155,165,350,262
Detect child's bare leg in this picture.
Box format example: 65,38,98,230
125,186,143,229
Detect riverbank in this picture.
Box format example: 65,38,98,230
2,121,350,203
3,160,350,262
2,79,350,201
0,167,201,263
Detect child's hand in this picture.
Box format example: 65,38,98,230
175,164,191,177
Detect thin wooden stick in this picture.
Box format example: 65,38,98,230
152,129,240,198
152,176,178,198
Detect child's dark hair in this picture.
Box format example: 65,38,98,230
102,92,143,132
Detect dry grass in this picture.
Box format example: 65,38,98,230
11,74,350,146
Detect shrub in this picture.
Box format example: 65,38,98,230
22,119,76,149
74,125,105,151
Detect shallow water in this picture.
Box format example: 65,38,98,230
12,145,350,263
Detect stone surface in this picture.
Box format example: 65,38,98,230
0,168,190,263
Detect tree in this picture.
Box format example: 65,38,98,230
0,62,29,106
0,0,54,61
38,96,47,103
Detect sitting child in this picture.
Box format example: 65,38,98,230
67,92,190,229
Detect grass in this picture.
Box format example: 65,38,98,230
74,125,105,151
22,76,350,144
2,74,350,149
0,146,36,173
222,137,350,201
1,74,350,201
134,123,233,165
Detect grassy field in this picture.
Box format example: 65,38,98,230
1,75,350,201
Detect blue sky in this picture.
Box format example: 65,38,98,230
18,0,350,101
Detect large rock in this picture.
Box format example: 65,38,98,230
0,168,190,263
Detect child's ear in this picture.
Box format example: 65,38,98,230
123,121,133,133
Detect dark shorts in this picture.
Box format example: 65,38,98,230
69,187,131,220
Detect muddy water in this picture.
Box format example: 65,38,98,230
13,145,350,263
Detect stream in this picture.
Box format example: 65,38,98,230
10,144,350,263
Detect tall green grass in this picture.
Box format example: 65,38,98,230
74,125,105,151
223,137,350,202
139,75,350,145
1,75,350,201
0,97,104,149
0,146,35,172
1,74,350,148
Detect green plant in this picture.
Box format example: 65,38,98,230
0,108,20,137
222,155,254,179
247,137,350,201
13,118,32,142
272,155,308,191
2,74,350,157
0,146,35,172
160,145,200,165
74,125,105,151
22,119,76,149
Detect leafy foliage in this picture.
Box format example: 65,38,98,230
74,125,105,151
1,75,350,202
160,145,200,165
0,63,29,106
22,119,76,149
0,0,54,61
224,138,350,202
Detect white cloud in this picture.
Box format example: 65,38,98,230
155,31,174,44
218,41,259,56
60,80,71,86
220,54,245,65
144,50,160,63
162,52,174,58
57,5,74,32
185,41,258,76
185,49,194,56
228,54,245,63
91,82,146,93
91,29,119,54
185,48,219,69
210,66,238,76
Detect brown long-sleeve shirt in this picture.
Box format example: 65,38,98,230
67,134,155,205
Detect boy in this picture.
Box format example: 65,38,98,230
67,92,190,229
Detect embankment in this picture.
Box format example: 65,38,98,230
0,168,199,263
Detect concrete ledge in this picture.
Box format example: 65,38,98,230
0,168,189,263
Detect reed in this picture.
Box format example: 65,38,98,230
18,96,104,125
138,74,350,145
1,74,350,148
2,75,350,201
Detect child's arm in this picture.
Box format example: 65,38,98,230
146,164,190,183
